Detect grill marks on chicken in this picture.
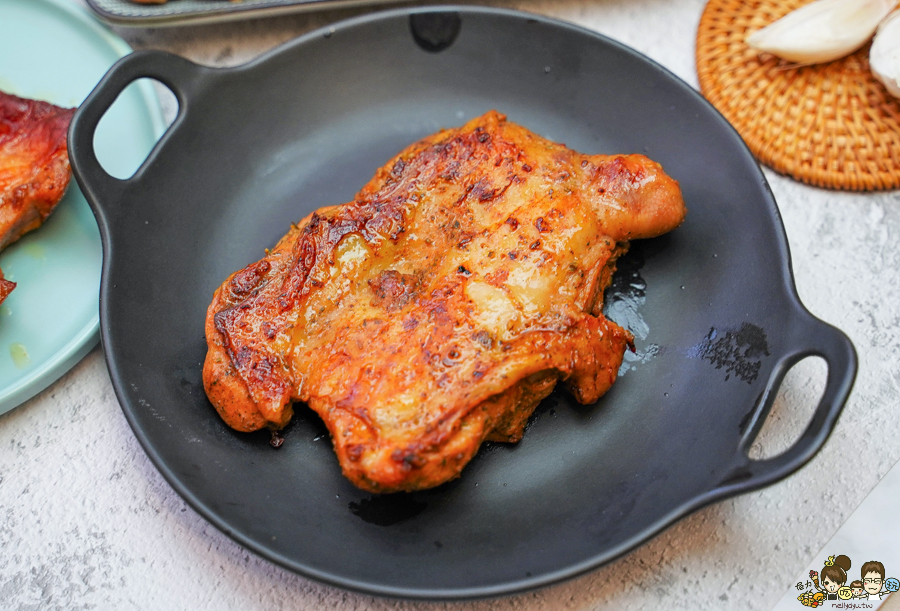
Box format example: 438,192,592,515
203,111,686,492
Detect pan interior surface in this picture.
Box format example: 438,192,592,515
97,8,815,599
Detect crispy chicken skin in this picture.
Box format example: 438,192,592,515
0,91,74,252
204,111,686,493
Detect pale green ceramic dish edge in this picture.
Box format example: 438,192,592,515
0,0,165,415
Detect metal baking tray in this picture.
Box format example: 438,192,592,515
86,0,403,26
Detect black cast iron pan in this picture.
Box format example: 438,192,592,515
68,6,857,600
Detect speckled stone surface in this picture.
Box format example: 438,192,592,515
2,0,899,609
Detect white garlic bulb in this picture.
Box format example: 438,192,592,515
870,10,900,98
746,0,898,64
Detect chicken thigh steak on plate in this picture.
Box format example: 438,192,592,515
203,111,686,493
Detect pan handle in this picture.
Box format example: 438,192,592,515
68,50,203,224
714,314,857,495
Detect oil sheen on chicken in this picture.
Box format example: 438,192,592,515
203,111,686,493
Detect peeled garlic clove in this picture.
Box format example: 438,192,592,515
746,0,898,64
870,10,900,98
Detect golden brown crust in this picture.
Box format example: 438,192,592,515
203,111,686,492
0,91,74,251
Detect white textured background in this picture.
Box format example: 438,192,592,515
2,0,900,609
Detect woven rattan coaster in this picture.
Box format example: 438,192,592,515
697,0,900,191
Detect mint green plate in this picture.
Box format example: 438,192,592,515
0,0,165,415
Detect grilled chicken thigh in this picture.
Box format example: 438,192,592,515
204,111,686,493
0,91,75,302
0,91,74,251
